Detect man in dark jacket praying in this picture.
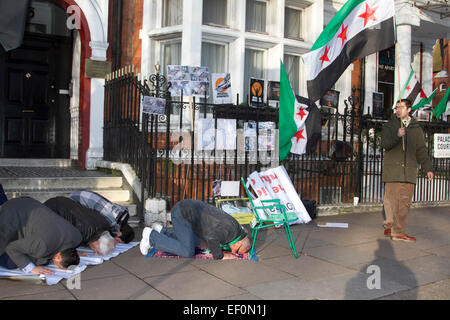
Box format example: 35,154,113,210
0,197,81,275
44,197,115,256
139,199,250,260
381,99,434,242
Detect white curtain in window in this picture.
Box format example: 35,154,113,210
284,54,300,94
162,0,183,27
285,7,301,39
246,0,266,32
201,42,226,74
161,41,182,75
244,49,264,103
203,0,227,26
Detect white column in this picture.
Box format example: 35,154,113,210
229,0,246,104
181,0,202,66
395,23,412,101
364,53,378,114
141,0,157,77
86,77,105,169
230,37,246,104
421,41,435,97
304,0,324,43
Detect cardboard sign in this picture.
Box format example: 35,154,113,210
434,134,450,158
247,166,311,224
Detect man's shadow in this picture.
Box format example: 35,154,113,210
344,239,418,300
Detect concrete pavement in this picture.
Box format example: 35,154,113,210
0,205,449,300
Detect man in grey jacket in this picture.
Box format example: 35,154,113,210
0,197,82,275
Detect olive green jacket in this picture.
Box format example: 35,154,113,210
381,116,433,184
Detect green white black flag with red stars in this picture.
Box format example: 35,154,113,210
302,0,395,102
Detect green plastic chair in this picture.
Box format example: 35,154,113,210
241,177,299,258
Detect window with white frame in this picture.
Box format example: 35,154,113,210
284,6,302,39
201,42,227,104
244,48,265,103
246,0,267,33
161,40,182,76
284,54,300,95
201,42,227,74
203,0,228,26
162,0,183,27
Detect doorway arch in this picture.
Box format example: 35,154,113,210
48,0,109,169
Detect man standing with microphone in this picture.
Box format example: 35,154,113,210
381,99,434,242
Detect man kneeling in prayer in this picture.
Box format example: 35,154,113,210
0,197,81,275
140,199,251,260
44,197,116,256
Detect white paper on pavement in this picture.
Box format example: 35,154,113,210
0,242,139,285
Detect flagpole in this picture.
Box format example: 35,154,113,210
395,42,405,151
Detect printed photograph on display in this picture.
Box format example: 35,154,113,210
196,118,215,151
212,73,232,104
216,119,237,150
167,65,189,81
142,96,166,115
267,81,280,108
249,78,265,108
258,122,275,151
167,65,210,97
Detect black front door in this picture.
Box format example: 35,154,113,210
0,33,72,158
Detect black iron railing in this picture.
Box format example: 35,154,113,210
104,69,450,222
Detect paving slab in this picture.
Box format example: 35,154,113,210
379,279,450,300
196,259,294,288
314,270,410,300
303,244,376,267
402,255,450,277
245,278,339,300
349,257,449,289
0,280,66,299
66,273,167,300
261,254,353,281
111,247,198,278
424,244,450,258
143,270,246,300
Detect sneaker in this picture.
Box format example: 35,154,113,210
384,228,391,237
151,222,163,233
391,234,416,242
139,227,153,255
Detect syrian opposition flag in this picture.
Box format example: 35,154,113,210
303,0,395,102
279,61,320,161
396,67,437,111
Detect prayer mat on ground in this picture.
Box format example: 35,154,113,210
145,246,258,261
0,242,139,285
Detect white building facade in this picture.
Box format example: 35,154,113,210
140,0,450,115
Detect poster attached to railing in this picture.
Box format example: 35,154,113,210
247,166,311,224
212,73,232,104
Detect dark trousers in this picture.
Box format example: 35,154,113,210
149,206,200,258
0,184,7,206
0,253,18,270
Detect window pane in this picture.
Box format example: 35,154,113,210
284,54,299,94
162,0,183,27
246,0,266,32
203,0,227,26
284,7,302,39
244,49,264,103
201,42,226,74
161,42,182,76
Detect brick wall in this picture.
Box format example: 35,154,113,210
108,0,143,71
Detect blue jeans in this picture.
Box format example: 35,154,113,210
149,206,200,258
0,253,18,270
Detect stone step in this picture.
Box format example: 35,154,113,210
5,188,131,204
1,176,123,191
0,158,74,167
